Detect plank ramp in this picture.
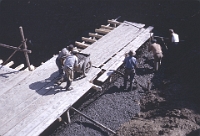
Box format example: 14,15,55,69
81,21,142,68
97,26,154,82
0,20,153,136
0,65,31,96
0,56,100,136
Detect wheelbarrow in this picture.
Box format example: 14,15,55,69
74,52,92,77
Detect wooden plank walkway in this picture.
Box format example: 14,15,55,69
81,21,141,67
0,20,153,136
97,26,154,82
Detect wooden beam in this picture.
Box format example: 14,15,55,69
89,33,103,39
5,61,14,67
107,20,121,26
75,41,89,48
0,43,31,53
95,28,111,35
19,26,31,71
70,107,116,135
24,65,35,71
101,25,114,30
14,64,25,71
0,59,3,64
82,37,96,43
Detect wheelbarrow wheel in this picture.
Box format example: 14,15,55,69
83,61,92,76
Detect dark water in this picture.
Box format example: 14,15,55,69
0,0,199,67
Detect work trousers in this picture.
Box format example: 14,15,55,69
124,68,135,91
56,57,63,75
63,67,74,89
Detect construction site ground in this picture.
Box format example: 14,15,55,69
49,42,200,136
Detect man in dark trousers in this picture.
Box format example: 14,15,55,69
63,51,79,90
123,50,137,91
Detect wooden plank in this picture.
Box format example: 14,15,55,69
101,25,115,30
89,33,103,39
0,71,31,97
82,37,96,43
5,61,14,67
97,26,154,82
75,41,90,48
81,22,141,68
92,25,140,67
95,28,111,35
124,21,145,28
97,58,124,82
101,28,146,70
25,82,94,136
0,77,59,135
0,59,3,64
3,67,101,136
14,64,25,70
0,56,58,121
107,20,121,26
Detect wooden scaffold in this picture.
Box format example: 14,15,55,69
0,26,33,71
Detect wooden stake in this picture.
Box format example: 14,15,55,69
66,110,71,123
19,26,31,71
70,107,116,134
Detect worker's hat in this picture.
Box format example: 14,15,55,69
128,50,136,56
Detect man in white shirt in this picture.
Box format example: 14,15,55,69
169,29,179,44
168,29,180,59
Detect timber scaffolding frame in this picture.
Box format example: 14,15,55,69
0,26,35,71
0,19,153,136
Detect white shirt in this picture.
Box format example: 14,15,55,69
64,55,78,70
171,33,179,42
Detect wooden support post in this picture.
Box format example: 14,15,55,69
19,26,31,71
66,110,71,123
57,117,62,122
147,80,151,91
70,107,116,135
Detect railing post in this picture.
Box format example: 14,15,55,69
19,26,31,71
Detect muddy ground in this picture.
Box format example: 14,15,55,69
0,1,200,136
47,41,200,136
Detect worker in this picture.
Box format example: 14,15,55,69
148,39,163,71
62,51,79,90
168,29,179,54
123,50,137,91
56,44,74,77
